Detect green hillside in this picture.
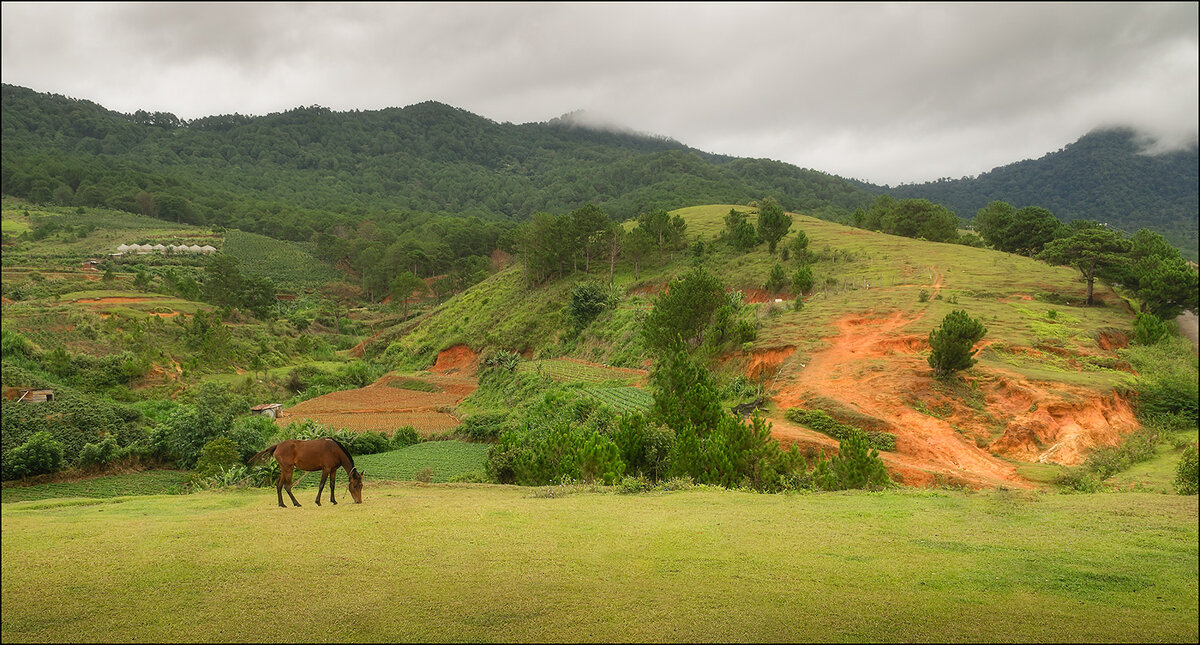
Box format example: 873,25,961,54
889,128,1199,261
0,83,875,233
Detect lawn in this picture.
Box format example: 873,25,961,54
2,485,1196,642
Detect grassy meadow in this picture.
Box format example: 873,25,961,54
2,484,1196,643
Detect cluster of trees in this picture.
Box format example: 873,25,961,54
973,200,1198,315
518,204,686,285
850,195,972,245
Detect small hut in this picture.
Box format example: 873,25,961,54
251,403,283,419
150,244,167,253
187,245,203,253
116,243,132,254
200,245,217,254
16,388,54,403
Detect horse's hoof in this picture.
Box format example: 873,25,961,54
315,501,321,506
331,500,338,505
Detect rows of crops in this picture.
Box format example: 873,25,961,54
222,229,341,289
579,386,653,413
517,358,645,385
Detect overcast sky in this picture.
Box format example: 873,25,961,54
2,2,1196,185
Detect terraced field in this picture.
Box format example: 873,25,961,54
280,372,477,436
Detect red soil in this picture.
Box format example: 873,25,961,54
430,345,480,375
280,371,478,436
740,288,791,304
768,293,1141,487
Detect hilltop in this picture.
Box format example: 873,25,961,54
891,128,1199,261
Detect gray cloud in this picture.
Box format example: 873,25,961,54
2,2,1195,185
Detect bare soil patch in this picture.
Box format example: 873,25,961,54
430,345,480,375
280,371,477,436
767,296,1137,488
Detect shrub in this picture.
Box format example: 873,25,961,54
3,431,65,479
825,429,890,491
77,436,119,469
391,426,421,449
1133,312,1169,346
791,264,814,295
784,408,896,451
764,262,788,293
1175,443,1198,495
928,310,988,378
918,289,930,303
1055,468,1104,493
192,437,242,479
567,282,613,330
457,413,510,441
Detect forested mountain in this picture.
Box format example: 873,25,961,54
0,84,875,240
889,128,1198,261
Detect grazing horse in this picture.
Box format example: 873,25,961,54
250,438,363,507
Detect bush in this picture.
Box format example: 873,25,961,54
3,431,65,479
77,436,119,469
764,263,788,293
1054,468,1104,493
1175,443,1198,495
192,437,242,479
1133,312,1169,346
391,426,421,449
824,429,890,491
784,408,896,451
457,413,510,441
928,310,988,378
567,282,613,330
791,264,814,295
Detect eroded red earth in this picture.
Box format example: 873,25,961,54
760,270,1138,488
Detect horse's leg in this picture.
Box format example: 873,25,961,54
276,472,286,508
282,465,302,507
315,469,328,506
329,469,337,505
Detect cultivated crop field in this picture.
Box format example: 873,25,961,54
517,358,647,385
579,385,653,412
2,486,1195,642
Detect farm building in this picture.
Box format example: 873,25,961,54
251,403,283,419
15,388,54,403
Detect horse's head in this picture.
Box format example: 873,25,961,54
349,468,364,503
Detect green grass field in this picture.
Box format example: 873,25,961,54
2,485,1195,642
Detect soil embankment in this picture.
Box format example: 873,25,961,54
765,267,1137,488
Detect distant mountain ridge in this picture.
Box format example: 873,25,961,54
888,128,1198,261
0,84,874,232
1,84,1196,260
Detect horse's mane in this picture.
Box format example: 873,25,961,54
329,437,355,468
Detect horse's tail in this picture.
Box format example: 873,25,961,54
249,444,279,465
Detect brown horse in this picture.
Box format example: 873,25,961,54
250,438,363,507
